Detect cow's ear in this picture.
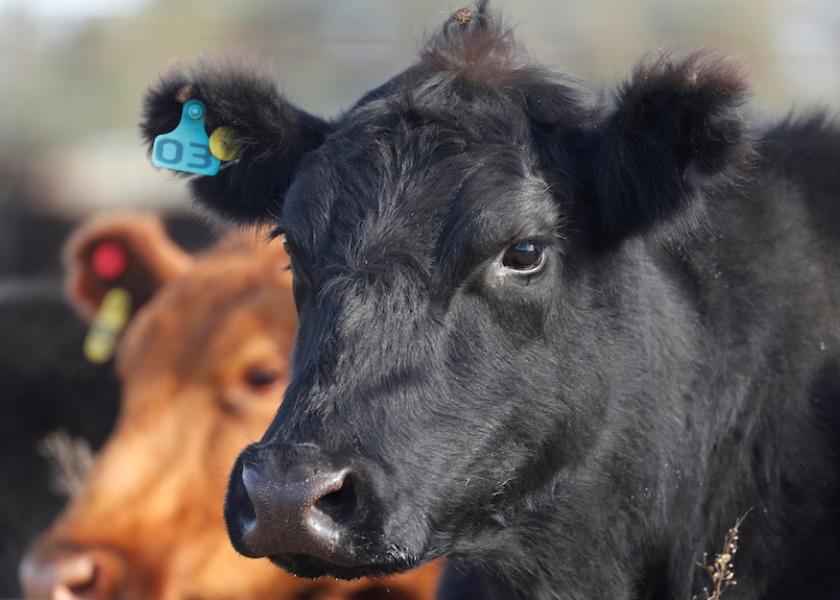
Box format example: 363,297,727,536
593,51,751,239
140,60,331,223
63,214,193,321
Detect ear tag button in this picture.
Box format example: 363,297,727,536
209,126,240,161
84,288,132,364
152,99,221,176
91,241,128,281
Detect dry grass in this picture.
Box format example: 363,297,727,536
694,510,752,600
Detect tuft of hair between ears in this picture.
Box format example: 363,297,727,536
423,1,531,82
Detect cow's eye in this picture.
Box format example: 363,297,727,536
244,368,280,389
502,241,544,272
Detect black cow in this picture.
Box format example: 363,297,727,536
141,3,840,598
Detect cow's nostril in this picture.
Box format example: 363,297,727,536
20,551,93,600
314,472,357,525
19,547,125,600
238,465,259,527
235,463,268,556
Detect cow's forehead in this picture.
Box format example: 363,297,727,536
279,56,590,252
281,87,544,272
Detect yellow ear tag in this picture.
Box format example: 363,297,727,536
84,288,132,364
209,127,240,161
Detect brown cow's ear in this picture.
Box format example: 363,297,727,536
63,214,193,322
593,51,752,239
140,59,332,223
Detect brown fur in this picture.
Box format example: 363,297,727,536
23,214,441,600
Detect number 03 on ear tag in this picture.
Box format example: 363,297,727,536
152,100,220,176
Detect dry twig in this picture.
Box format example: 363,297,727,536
694,509,752,600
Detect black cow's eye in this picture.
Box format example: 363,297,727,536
502,241,544,272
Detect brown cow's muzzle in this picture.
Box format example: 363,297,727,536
19,544,126,600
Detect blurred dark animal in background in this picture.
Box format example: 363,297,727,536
20,215,441,600
140,1,840,599
0,279,119,597
0,186,213,279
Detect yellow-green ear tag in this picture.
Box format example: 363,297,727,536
209,127,240,161
84,288,132,364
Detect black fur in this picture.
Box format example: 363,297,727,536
143,4,840,599
594,50,752,238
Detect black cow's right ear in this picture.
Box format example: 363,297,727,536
140,61,331,223
591,51,751,240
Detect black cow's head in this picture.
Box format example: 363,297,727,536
142,1,750,582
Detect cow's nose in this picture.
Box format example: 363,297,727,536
226,458,362,564
19,545,125,600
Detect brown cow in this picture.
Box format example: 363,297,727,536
19,214,441,600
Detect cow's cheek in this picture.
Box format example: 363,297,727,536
156,405,303,600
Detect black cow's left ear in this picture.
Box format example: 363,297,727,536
593,51,751,239
140,60,332,223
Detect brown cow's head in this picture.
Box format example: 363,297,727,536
20,214,441,600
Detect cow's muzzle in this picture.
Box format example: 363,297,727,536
224,443,385,576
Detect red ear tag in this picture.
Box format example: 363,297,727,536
91,242,128,281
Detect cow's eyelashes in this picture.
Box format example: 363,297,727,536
280,235,307,279
280,234,292,257
280,238,320,294
501,240,545,274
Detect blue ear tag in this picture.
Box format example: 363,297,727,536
152,100,221,176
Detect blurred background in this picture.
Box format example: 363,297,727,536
0,0,838,598
1,0,839,275
1,0,839,260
